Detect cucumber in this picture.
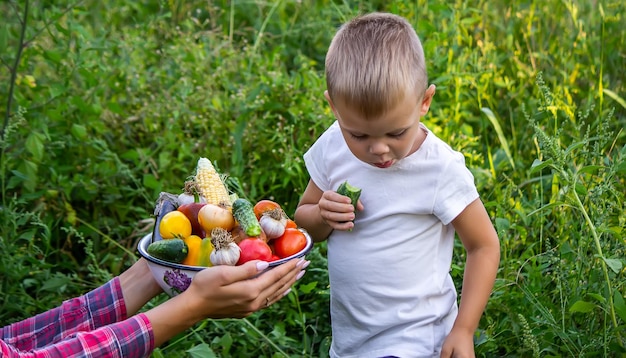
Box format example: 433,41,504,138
336,180,362,212
147,238,189,263
232,198,262,237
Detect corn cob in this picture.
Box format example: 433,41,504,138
194,158,231,207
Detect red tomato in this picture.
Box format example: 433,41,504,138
269,255,281,262
253,199,282,219
273,228,307,259
237,238,273,265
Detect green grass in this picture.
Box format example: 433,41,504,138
1,0,624,356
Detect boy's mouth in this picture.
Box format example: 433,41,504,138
373,160,394,168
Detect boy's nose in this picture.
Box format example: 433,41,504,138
369,141,389,155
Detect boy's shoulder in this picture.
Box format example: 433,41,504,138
420,124,463,158
312,120,341,145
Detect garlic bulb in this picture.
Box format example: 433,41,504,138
259,209,288,239
178,180,206,206
210,228,240,266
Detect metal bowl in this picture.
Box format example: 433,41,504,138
137,229,313,296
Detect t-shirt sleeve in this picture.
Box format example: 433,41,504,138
303,126,333,191
432,151,480,225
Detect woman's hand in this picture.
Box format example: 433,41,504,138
183,258,308,318
145,257,309,347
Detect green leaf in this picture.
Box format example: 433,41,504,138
211,96,223,110
54,22,70,36
530,158,554,173
49,84,66,98
603,258,623,274
587,293,606,304
614,291,626,323
481,107,515,169
120,149,139,161
298,281,318,294
603,89,626,109
495,217,510,231
574,182,587,196
25,132,45,162
215,332,233,351
151,348,165,358
142,173,160,190
569,300,596,313
187,343,217,358
564,141,585,156
576,165,603,176
71,124,88,140
0,25,8,52
528,202,563,217
605,226,622,236
43,49,63,64
460,17,481,25
19,160,38,192
616,160,626,175
7,170,26,190
39,275,71,293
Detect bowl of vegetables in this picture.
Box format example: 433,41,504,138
137,157,314,297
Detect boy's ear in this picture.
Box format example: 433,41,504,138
419,85,436,115
324,90,340,119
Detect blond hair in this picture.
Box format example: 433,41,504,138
325,13,428,119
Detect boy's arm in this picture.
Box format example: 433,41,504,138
294,179,358,242
442,198,500,357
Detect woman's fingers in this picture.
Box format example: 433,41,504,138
189,257,309,317
204,260,272,287
247,257,308,308
261,259,309,307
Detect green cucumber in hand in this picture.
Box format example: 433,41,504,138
337,181,361,230
336,181,362,211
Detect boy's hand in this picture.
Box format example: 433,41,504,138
318,190,362,231
440,328,475,358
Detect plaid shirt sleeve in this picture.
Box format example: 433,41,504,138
1,277,155,357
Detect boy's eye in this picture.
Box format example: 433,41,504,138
389,130,407,138
349,133,367,141
349,130,406,140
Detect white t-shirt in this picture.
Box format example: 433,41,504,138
303,121,479,358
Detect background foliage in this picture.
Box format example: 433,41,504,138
1,0,624,356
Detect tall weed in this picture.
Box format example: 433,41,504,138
489,75,625,355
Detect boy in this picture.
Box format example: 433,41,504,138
294,12,500,358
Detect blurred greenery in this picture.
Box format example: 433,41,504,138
1,0,624,356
